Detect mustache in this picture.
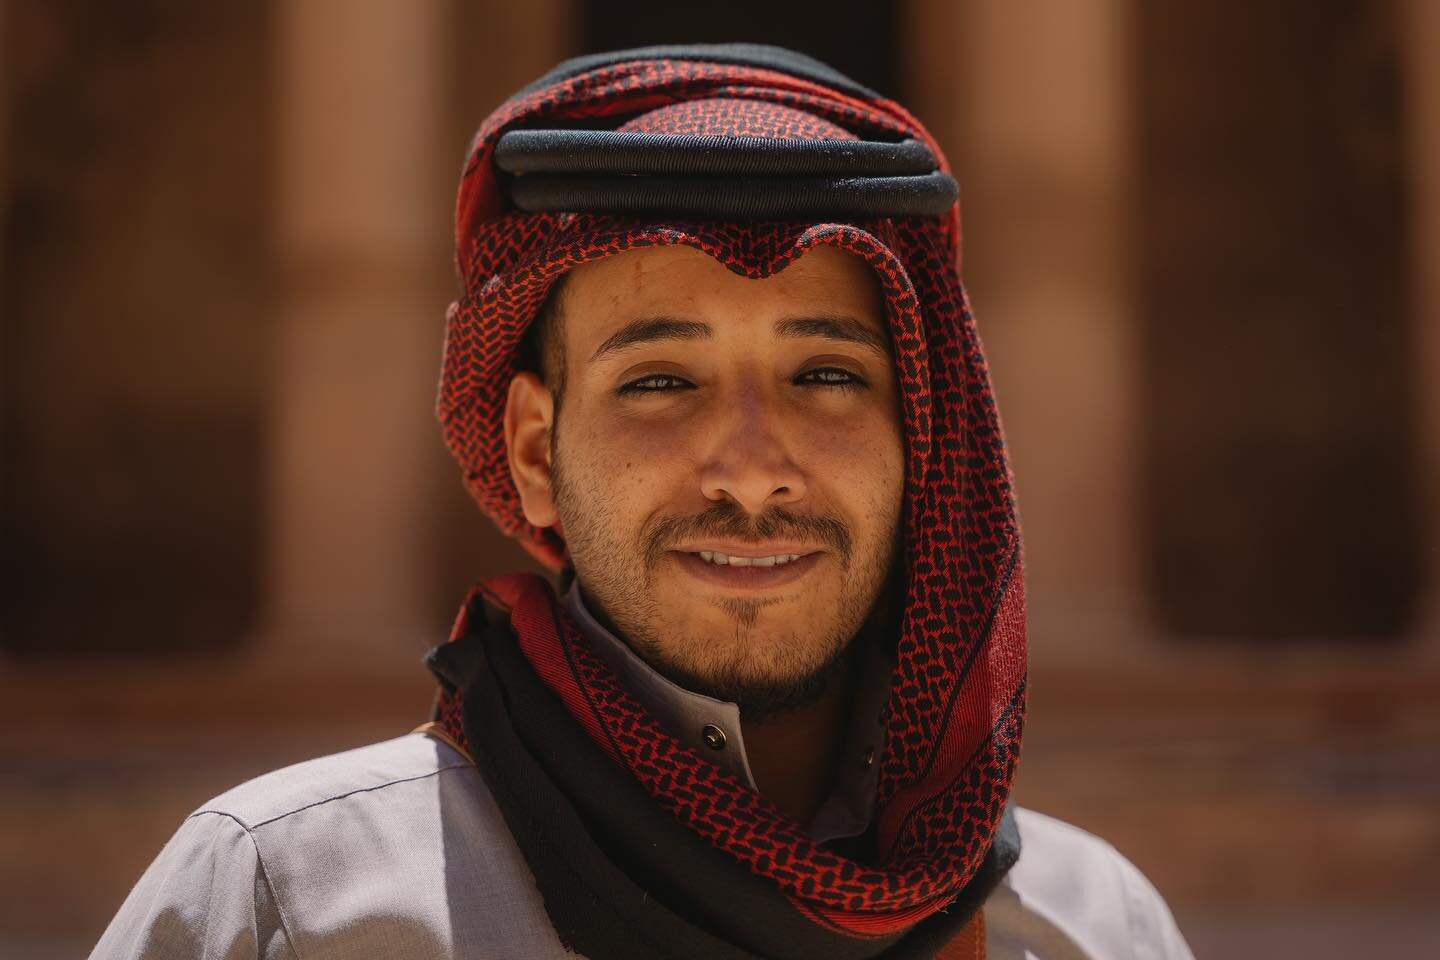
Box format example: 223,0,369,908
643,502,853,570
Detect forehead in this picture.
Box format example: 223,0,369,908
557,244,886,343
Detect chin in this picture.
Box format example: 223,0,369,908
652,614,845,674
649,628,858,720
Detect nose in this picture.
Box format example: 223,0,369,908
698,384,807,513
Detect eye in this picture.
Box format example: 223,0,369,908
796,367,868,391
616,373,694,396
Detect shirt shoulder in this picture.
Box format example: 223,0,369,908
95,733,574,960
194,732,470,828
89,803,295,959
985,807,1195,960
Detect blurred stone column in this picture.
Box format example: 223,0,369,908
0,4,8,556
905,1,1146,662
1404,0,1440,652
261,0,452,670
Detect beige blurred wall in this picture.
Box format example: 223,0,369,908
263,0,575,673
903,1,1439,954
1407,0,1440,644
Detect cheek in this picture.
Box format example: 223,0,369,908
800,407,905,508
599,416,693,463
562,412,700,516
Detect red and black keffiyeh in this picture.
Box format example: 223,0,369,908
425,44,1027,960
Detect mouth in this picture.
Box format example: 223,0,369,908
694,549,805,567
670,546,822,590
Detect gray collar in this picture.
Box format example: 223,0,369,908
561,581,890,843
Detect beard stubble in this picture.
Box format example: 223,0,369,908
551,448,899,720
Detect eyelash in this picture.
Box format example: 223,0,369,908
800,367,868,391
616,367,868,396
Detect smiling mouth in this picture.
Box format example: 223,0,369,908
695,550,804,567
672,549,822,589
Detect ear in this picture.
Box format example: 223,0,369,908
504,371,558,528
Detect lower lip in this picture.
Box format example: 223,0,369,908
672,551,821,590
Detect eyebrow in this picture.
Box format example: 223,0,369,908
587,313,891,363
589,317,710,362
775,315,891,358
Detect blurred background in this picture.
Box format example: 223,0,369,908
1,1,1437,956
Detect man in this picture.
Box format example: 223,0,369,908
92,45,1194,959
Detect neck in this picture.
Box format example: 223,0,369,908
742,661,856,823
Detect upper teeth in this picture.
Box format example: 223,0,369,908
698,551,803,567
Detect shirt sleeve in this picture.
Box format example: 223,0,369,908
991,808,1198,960
89,811,297,960
1112,849,1195,960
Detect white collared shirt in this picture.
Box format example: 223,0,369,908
91,592,1196,960
90,734,1195,959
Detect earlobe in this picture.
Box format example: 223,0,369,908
504,372,558,528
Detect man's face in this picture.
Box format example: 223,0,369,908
507,243,905,715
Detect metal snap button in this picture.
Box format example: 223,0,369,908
702,724,727,750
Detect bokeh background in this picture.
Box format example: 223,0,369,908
2,1,1437,956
